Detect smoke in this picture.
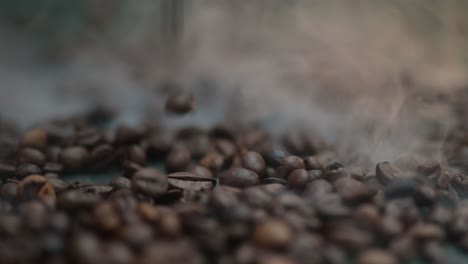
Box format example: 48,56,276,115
0,1,467,167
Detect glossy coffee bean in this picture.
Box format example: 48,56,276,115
59,146,89,170
132,168,168,197
241,151,266,176
219,168,260,188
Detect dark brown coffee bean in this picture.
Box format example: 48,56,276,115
287,169,312,190
103,241,134,264
165,145,191,173
76,127,102,147
115,125,146,144
262,148,289,167
304,179,332,198
314,193,351,218
356,249,398,264
408,223,445,240
89,144,115,169
146,132,173,158
43,162,63,173
165,93,195,114
109,177,131,189
59,146,89,170
220,168,260,188
389,235,415,260
57,189,101,210
167,172,216,191
16,163,42,180
122,161,143,178
93,201,120,231
17,175,55,202
378,216,403,237
304,156,324,171
242,151,266,176
0,181,18,200
257,255,296,264
140,242,204,264
200,151,225,173
215,139,236,160
132,168,168,197
47,177,69,192
69,232,103,264
118,222,153,248
20,128,48,148
188,165,214,178
334,177,377,204
353,204,381,227
44,172,60,178
376,162,404,185
262,177,287,185
0,163,15,179
253,218,293,249
277,155,304,178
125,145,147,166
324,167,349,182
17,148,47,167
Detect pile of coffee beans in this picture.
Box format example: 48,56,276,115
1,101,468,264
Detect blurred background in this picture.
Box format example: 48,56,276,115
0,0,467,165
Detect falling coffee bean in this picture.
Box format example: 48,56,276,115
165,93,195,114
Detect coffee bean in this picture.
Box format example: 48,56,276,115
76,127,102,147
125,145,147,166
257,255,296,264
287,169,311,190
376,162,404,185
328,223,372,250
167,172,216,191
57,189,101,210
215,139,236,161
17,148,47,167
115,125,146,144
165,145,191,173
0,163,15,179
277,156,304,178
89,144,115,169
109,177,131,189
93,201,120,232
43,162,63,173
408,223,445,240
389,235,415,260
140,242,204,264
47,177,69,193
59,146,89,170
253,218,293,249
16,163,42,180
356,249,398,264
165,93,196,114
188,165,214,178
132,168,168,197
20,128,47,148
242,151,266,176
17,175,55,202
262,177,287,185
219,168,259,188
200,151,225,173
146,132,173,158
304,179,332,198
304,156,324,171
122,161,143,178
324,167,349,182
0,181,18,200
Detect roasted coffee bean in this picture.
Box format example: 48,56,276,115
93,201,120,231
200,151,225,173
324,167,349,182
263,177,287,185
287,169,312,190
188,165,214,178
389,235,415,260
333,176,376,205
59,146,89,170
109,176,131,189
43,162,63,173
0,163,15,179
125,145,147,166
47,177,69,193
16,163,42,180
17,175,55,202
242,151,266,176
76,127,102,147
57,189,101,209
165,144,191,173
277,155,304,178
314,193,351,218
356,249,398,264
304,179,332,198
215,139,236,160
132,168,168,197
146,132,173,158
408,223,445,240
253,218,293,249
376,162,404,185
353,204,381,227
20,128,48,148
17,148,47,167
0,181,18,200
140,242,204,264
257,254,296,264
167,172,216,191
122,161,143,178
165,93,195,114
115,125,146,144
328,222,373,250
304,156,324,171
89,144,115,169
44,172,60,178
219,168,260,188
